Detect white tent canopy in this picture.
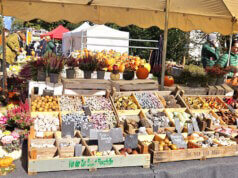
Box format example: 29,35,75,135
62,22,129,55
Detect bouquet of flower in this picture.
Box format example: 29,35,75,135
96,60,107,71
124,62,136,71
6,100,34,130
78,55,97,71
66,57,78,70
0,131,21,153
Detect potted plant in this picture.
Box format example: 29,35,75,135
96,60,107,79
205,66,236,85
48,56,65,83
66,57,78,79
78,55,97,79
110,65,120,80
36,58,47,81
181,64,207,87
123,63,136,80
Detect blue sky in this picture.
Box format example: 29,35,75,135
4,16,12,30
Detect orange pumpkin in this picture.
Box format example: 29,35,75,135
136,65,149,79
119,64,125,73
164,75,174,87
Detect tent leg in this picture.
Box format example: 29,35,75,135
160,0,170,90
1,4,6,90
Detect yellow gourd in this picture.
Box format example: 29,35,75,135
0,157,13,167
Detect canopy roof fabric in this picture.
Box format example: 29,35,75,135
2,0,238,35
40,25,69,39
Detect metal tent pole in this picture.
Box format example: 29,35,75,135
160,0,170,90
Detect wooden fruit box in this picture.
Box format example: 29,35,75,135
58,95,84,112
150,144,238,163
121,110,150,134
111,91,142,115
62,78,111,95
200,96,228,110
28,130,150,175
182,95,211,110
190,110,226,129
110,79,158,92
30,139,57,159
214,110,238,127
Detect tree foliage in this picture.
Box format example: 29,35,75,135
11,19,189,63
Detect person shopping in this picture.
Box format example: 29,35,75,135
201,33,220,68
216,39,238,78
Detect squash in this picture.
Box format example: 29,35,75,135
136,65,149,79
119,64,125,73
164,75,174,87
105,58,115,66
0,157,13,167
144,63,151,72
107,65,113,72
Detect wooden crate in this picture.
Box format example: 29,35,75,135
110,79,158,92
62,79,111,95
151,144,238,163
28,130,150,175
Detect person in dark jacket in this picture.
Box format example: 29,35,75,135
39,37,47,56
201,33,220,68
44,36,55,56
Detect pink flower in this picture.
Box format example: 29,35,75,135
11,132,20,140
1,135,14,144
0,116,7,125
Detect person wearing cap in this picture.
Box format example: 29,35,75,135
201,33,220,68
216,40,238,78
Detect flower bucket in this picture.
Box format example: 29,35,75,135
84,71,92,79
66,69,75,79
37,71,46,81
49,73,59,83
208,77,217,86
97,70,105,79
123,71,135,80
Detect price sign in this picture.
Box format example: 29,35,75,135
89,129,99,140
110,128,123,143
124,134,138,149
174,118,182,133
98,132,113,152
192,117,200,132
170,133,187,149
187,123,194,135
83,106,92,116
153,119,159,132
62,121,75,138
74,144,82,157
81,122,94,137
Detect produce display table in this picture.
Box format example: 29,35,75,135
110,79,158,91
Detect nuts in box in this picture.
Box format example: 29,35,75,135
184,96,209,109
134,93,163,109
60,96,83,111
84,96,112,111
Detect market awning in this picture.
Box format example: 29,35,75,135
2,0,238,35
40,25,69,40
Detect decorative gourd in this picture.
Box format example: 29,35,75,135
119,64,125,73
164,75,174,87
105,58,115,66
0,157,13,167
144,63,151,72
107,65,113,72
136,65,149,79
110,73,120,80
